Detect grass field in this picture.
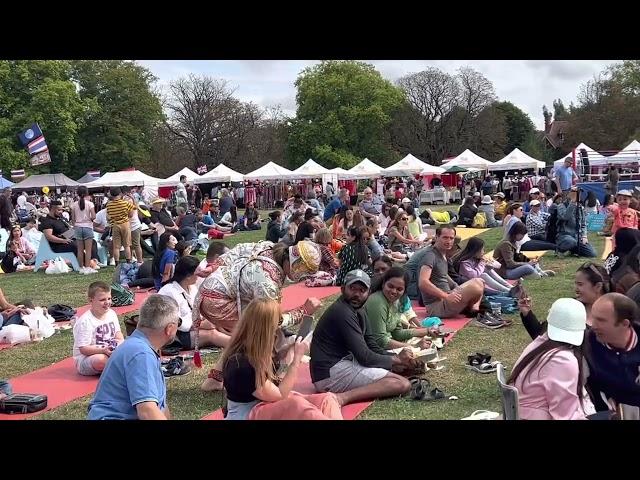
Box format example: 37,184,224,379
0,206,606,420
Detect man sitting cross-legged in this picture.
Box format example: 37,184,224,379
418,225,485,320
310,269,414,405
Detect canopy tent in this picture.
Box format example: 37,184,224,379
0,176,14,188
323,167,352,188
12,173,80,190
488,148,545,171
553,143,607,169
77,173,102,183
244,162,293,181
84,170,162,188
419,163,446,175
347,158,384,179
158,167,200,186
443,165,469,174
440,149,493,170
193,163,244,184
290,159,329,179
601,140,640,165
383,154,432,176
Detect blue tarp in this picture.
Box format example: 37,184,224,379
576,181,640,202
0,176,14,188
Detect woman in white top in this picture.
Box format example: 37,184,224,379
157,255,231,351
71,186,96,274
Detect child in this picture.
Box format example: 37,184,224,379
305,228,338,287
608,190,638,247
196,241,228,287
72,281,124,376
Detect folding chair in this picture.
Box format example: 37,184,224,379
33,236,80,272
496,363,520,420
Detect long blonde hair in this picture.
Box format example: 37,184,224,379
221,297,281,389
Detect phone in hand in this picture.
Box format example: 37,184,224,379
296,315,314,341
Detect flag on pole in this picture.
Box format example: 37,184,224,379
197,165,208,174
11,169,26,179
30,149,51,166
87,170,101,177
27,136,48,155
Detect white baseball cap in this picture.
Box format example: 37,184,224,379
402,197,411,203
529,188,540,194
547,298,587,346
530,199,541,206
473,192,481,197
617,190,633,197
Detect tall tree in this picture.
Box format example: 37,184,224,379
286,61,404,169
495,101,537,154
69,60,164,177
552,98,567,120
0,60,89,174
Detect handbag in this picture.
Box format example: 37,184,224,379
0,393,48,414
47,304,77,322
111,283,134,307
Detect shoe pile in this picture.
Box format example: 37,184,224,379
161,357,192,377
79,267,98,275
474,311,511,329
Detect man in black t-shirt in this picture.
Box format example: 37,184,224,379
39,200,99,262
310,270,413,406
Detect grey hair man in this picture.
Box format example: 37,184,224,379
88,295,180,420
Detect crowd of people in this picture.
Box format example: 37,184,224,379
2,165,640,421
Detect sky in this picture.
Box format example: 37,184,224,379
137,60,615,130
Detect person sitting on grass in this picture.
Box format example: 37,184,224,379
602,228,640,277
304,228,338,287
158,256,230,351
240,201,261,231
494,222,555,280
418,225,485,320
518,262,609,340
364,266,439,351
386,211,424,252
509,298,595,420
73,281,124,376
88,295,179,420
222,297,342,420
332,205,354,242
0,288,32,330
583,293,640,419
478,195,501,227
452,237,516,296
310,270,413,404
266,211,286,244
294,208,319,244
493,192,507,220
7,224,35,264
336,226,372,286
152,233,178,291
457,196,478,228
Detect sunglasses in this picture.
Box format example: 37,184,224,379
400,217,409,221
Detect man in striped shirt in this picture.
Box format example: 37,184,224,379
106,187,135,264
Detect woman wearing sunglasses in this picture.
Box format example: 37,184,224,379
387,211,423,253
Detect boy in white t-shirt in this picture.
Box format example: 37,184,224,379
73,281,124,376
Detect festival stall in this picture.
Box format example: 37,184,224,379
12,173,80,192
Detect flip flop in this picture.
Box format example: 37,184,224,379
465,361,500,374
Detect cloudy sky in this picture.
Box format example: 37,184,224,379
137,60,615,130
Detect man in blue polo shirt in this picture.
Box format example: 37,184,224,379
587,293,640,420
323,188,350,223
553,157,579,194
88,295,180,420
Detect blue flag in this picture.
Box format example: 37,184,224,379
18,123,43,147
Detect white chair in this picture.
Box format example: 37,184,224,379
496,363,520,420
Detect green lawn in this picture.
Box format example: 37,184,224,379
1,208,608,420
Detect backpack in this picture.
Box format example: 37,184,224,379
111,282,134,307
0,393,48,414
47,304,77,322
472,211,487,228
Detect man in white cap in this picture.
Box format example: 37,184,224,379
523,187,541,214
472,191,482,208
310,269,413,405
525,199,550,241
586,293,640,419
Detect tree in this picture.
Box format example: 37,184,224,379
0,60,89,174
552,98,567,120
69,60,164,177
495,101,537,154
390,67,503,163
286,61,404,169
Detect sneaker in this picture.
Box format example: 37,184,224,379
79,267,88,275
162,357,191,377
96,262,107,268
109,258,116,266
474,313,505,330
543,270,556,276
86,267,98,274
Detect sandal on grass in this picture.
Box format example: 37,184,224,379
409,378,447,401
465,361,500,374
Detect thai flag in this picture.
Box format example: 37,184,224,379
197,165,208,174
27,136,48,155
11,169,26,179
87,170,101,177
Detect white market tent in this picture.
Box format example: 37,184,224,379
244,161,293,181
158,167,199,186
323,167,352,188
553,143,607,169
488,148,545,172
419,163,446,175
602,140,640,165
440,149,493,171
84,170,162,188
290,159,329,178
347,158,384,179
383,154,433,176
193,163,244,184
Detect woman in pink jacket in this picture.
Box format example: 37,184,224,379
508,298,595,420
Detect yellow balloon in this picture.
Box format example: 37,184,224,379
42,186,50,194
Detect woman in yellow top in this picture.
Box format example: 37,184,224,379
405,205,424,239
493,192,508,220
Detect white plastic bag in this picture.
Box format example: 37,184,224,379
0,324,31,344
21,307,56,339
45,257,70,274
